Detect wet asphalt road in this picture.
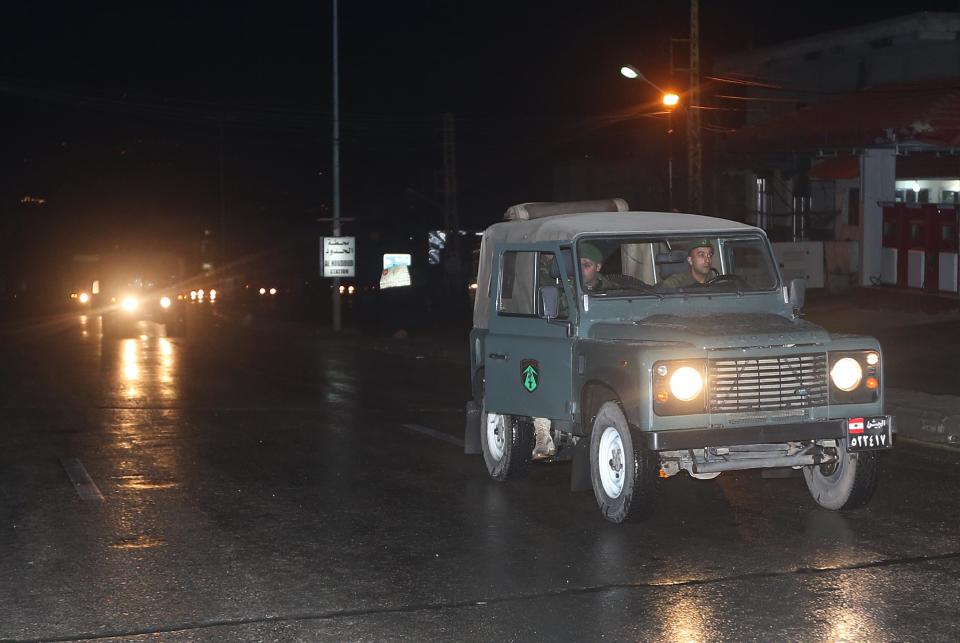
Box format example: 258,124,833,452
1,308,959,642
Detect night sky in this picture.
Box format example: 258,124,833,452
2,1,959,291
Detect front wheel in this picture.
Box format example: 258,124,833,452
480,400,532,481
803,440,879,510
590,401,659,523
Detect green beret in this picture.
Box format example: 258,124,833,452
688,239,713,254
579,242,604,264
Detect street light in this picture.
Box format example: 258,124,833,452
621,65,681,210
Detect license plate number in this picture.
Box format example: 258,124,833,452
847,416,893,451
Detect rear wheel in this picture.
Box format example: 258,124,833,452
803,440,879,510
590,401,658,523
480,399,533,481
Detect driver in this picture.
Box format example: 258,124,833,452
661,239,714,288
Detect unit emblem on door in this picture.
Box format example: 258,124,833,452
521,359,540,393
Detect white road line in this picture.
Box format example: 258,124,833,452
401,423,465,447
60,457,105,501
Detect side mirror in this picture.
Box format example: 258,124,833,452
539,285,560,319
788,278,806,310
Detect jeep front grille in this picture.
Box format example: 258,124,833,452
708,353,828,413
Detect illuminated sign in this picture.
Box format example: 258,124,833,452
322,236,356,278
383,253,412,269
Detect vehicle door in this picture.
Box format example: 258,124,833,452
484,243,576,420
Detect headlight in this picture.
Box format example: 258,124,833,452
669,366,704,402
829,350,880,404
653,360,706,415
78,292,90,304
121,296,139,312
830,357,862,392
160,296,172,309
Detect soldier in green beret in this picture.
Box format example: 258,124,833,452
578,242,646,293
661,239,715,288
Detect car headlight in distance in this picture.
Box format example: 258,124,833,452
830,357,862,392
121,296,139,312
160,296,172,309
670,366,704,401
78,292,90,304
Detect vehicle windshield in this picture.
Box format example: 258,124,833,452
575,234,779,296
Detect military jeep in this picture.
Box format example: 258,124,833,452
464,199,892,523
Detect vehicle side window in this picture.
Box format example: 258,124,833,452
498,251,536,315
536,251,569,320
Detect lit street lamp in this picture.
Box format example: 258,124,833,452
621,65,681,210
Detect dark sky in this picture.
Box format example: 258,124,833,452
2,1,959,282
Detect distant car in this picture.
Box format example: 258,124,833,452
466,199,891,523
94,274,187,338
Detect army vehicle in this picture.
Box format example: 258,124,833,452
465,199,891,523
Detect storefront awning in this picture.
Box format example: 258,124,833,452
731,79,960,154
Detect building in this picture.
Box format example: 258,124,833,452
715,12,960,293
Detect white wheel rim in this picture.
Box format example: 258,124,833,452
486,413,506,461
598,426,625,498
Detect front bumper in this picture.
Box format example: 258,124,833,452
643,419,857,451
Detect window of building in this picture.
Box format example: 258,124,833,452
848,188,860,226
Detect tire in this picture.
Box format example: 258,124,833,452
803,439,879,510
590,401,658,523
480,399,533,481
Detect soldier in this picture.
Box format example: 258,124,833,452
661,239,714,288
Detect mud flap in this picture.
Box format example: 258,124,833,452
570,437,591,492
464,401,481,454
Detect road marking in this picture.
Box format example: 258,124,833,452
60,457,104,501
401,423,464,447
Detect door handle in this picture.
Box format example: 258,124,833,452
488,352,510,361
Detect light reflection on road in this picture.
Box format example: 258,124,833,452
100,322,183,553
111,330,178,405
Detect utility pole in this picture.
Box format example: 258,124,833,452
688,0,703,213
442,113,459,293
331,0,342,332
218,120,227,267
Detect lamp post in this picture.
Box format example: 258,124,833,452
621,65,680,211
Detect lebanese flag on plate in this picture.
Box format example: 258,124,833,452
848,418,865,434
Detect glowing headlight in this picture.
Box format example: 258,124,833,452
160,296,172,309
830,357,863,392
669,366,704,402
78,292,90,304
121,296,139,312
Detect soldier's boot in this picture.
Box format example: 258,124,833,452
532,417,556,459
